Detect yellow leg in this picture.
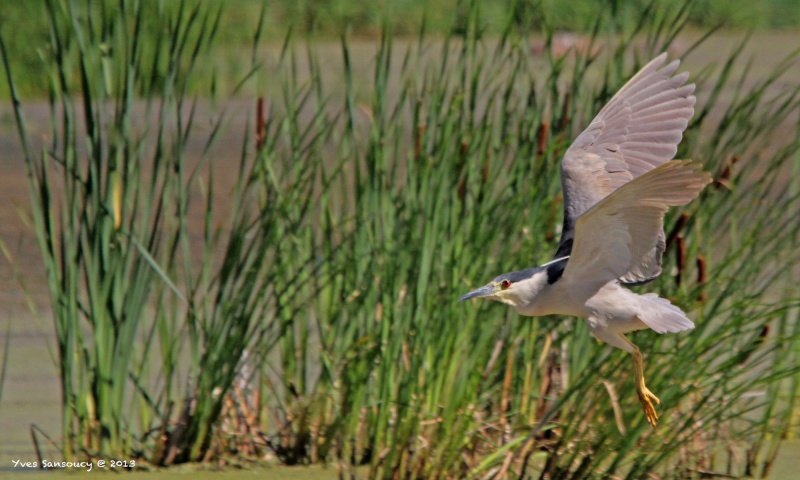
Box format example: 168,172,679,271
589,329,662,427
628,339,661,428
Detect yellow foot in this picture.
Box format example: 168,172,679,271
637,386,661,428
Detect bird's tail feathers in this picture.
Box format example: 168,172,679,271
637,293,694,333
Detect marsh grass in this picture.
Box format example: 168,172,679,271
4,1,800,100
1,0,799,477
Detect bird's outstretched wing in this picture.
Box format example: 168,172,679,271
560,161,710,291
556,53,695,284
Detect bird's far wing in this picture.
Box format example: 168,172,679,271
556,53,695,284
560,161,710,290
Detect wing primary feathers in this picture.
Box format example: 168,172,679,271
561,161,711,289
555,53,696,285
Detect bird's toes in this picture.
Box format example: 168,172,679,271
647,410,659,428
643,402,659,427
642,386,661,405
637,388,660,427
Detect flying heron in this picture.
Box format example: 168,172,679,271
458,54,710,427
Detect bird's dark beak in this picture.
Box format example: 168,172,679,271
458,284,495,301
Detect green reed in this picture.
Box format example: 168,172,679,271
1,0,798,477
1,0,234,462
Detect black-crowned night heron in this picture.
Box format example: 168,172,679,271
459,54,711,427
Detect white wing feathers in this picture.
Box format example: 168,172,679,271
567,56,695,176
561,161,710,289
556,53,696,284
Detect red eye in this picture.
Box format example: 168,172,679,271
501,280,512,289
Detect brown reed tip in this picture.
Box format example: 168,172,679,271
256,96,266,150
696,255,707,302
676,234,686,287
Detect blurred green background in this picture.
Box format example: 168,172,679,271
3,0,800,99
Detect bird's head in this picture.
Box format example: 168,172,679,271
458,268,542,308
